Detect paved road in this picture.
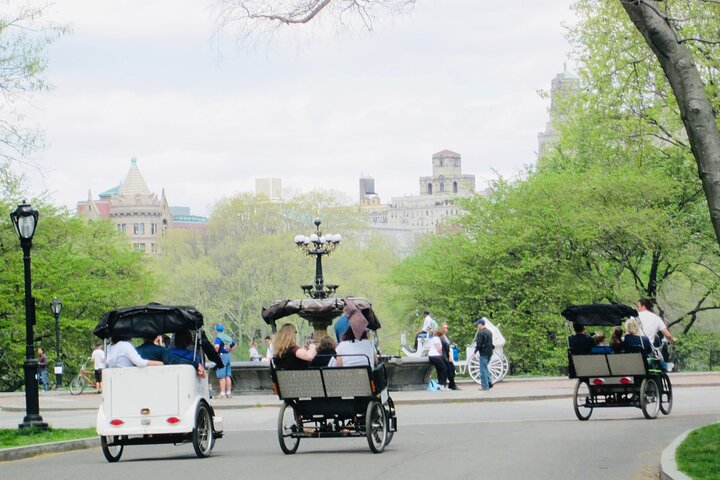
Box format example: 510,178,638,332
2,384,718,479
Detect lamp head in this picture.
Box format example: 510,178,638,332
10,202,39,241
50,296,63,316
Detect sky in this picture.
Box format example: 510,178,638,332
18,0,578,217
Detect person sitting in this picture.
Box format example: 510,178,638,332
137,334,206,377
310,335,337,367
249,341,262,361
591,331,613,354
610,326,624,353
567,323,595,354
621,318,653,355
272,323,317,369
335,304,377,368
105,335,163,368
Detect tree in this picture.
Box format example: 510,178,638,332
212,0,720,249
0,3,68,162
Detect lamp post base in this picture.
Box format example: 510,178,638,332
19,415,48,430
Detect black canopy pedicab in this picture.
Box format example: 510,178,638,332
262,297,397,454
561,303,672,420
93,304,224,462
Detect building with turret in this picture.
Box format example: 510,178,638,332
77,158,206,253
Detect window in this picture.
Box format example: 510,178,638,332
151,223,158,235
150,243,157,253
453,181,458,193
117,223,127,233
427,183,433,194
133,223,145,235
133,243,146,252
439,182,445,193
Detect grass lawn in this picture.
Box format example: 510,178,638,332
676,423,720,480
0,427,97,449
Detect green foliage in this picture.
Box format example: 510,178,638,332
0,427,96,448
153,191,401,352
673,330,720,371
676,423,720,480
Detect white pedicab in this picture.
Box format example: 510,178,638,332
94,304,224,462
400,317,510,384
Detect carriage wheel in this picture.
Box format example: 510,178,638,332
659,373,673,415
384,397,396,447
192,402,215,458
277,403,300,454
489,351,508,384
499,353,510,382
640,378,660,419
573,380,593,421
365,400,387,453
69,375,84,395
100,435,124,463
468,355,480,384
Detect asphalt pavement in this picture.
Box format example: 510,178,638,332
1,371,718,476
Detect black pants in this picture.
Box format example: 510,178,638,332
443,357,457,388
428,355,448,385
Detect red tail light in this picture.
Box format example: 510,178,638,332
166,417,181,424
592,378,605,385
110,419,124,426
620,377,632,385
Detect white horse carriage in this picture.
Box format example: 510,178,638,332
93,304,224,462
401,317,510,384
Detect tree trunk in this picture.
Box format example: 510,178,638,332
621,0,720,246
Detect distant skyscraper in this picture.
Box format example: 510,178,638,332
538,65,579,158
255,178,282,200
359,176,381,209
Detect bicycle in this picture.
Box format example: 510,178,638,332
69,363,96,395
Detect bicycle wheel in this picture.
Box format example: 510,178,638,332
659,373,673,415
640,378,660,419
69,375,84,395
100,435,124,462
573,380,593,421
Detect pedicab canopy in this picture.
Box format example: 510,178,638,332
561,304,638,327
261,297,381,330
93,303,224,367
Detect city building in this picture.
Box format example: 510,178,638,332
77,158,207,253
255,177,283,201
538,65,580,158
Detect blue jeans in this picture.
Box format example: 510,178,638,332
38,370,49,391
479,355,491,390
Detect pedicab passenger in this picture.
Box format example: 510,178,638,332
272,323,317,369
567,323,595,354
137,334,206,377
622,318,670,371
310,335,337,367
610,326,624,353
591,332,613,354
335,304,377,368
105,335,163,368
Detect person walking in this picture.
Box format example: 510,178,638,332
473,318,494,391
37,347,49,391
213,324,237,398
91,343,106,393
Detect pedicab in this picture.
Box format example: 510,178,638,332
262,297,397,454
561,303,673,421
400,318,510,384
93,304,224,462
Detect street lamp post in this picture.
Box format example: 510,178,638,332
50,297,63,389
10,202,48,429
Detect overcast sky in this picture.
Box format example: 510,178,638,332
19,0,577,217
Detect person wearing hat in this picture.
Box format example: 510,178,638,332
473,317,494,391
335,301,377,368
214,324,237,398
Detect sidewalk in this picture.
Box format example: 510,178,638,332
1,372,719,412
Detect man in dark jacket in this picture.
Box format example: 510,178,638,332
473,318,493,391
136,334,206,377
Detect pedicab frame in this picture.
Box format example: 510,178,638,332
93,304,224,462
262,297,397,454
561,303,673,421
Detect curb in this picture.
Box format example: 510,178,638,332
660,430,691,480
0,438,98,462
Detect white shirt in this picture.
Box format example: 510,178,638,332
266,344,273,359
336,339,376,367
249,346,261,361
91,349,106,370
422,315,437,333
637,310,667,339
105,341,149,368
428,336,443,357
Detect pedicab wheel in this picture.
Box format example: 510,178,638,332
69,375,84,395
192,402,214,458
640,378,660,419
100,435,124,462
277,403,300,454
365,400,387,453
384,397,396,447
659,373,673,415
573,380,593,421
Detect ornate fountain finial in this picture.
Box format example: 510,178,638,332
294,219,342,299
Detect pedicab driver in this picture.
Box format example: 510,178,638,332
635,299,677,345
